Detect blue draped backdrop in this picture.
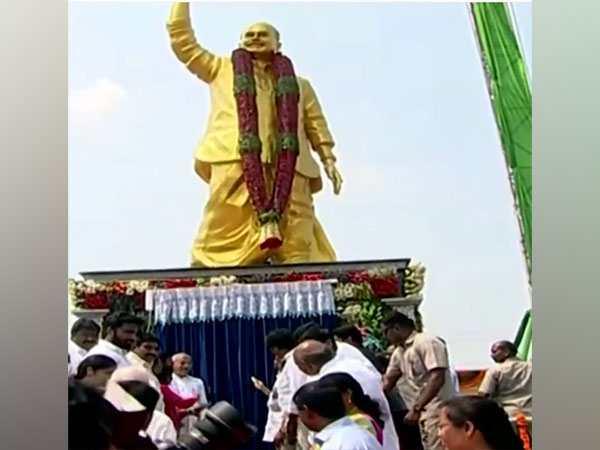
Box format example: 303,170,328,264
156,314,338,449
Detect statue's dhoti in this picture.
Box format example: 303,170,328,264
191,162,336,267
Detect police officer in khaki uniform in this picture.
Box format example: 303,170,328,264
478,340,532,434
382,312,454,450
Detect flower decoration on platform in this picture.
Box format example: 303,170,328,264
274,272,324,282
209,275,238,286
404,261,426,296
70,265,406,343
340,304,361,324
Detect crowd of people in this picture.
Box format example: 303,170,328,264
68,313,213,449
255,312,532,450
68,310,532,450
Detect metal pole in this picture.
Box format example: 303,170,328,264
466,3,532,291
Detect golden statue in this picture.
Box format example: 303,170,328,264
167,2,343,267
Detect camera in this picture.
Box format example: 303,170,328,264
166,401,256,450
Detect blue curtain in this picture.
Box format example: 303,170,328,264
156,314,338,449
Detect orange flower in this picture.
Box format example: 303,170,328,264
515,413,532,450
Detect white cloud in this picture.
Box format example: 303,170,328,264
69,78,127,123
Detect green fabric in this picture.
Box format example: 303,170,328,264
513,309,529,345
517,313,532,360
472,4,532,361
514,309,532,360
471,3,532,275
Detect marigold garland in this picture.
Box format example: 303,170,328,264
515,413,532,450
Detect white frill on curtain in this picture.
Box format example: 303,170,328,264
149,280,336,325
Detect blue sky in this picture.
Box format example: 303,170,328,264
68,2,532,368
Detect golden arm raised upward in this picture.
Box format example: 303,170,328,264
167,2,223,83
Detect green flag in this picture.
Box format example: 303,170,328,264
470,3,532,275
470,4,532,359
514,309,532,360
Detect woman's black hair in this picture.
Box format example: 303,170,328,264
317,372,385,429
68,379,115,449
442,395,525,450
293,380,347,421
156,358,174,384
74,355,117,380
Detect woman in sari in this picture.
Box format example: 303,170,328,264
155,354,202,432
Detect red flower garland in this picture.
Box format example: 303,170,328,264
163,279,198,289
348,271,399,297
84,293,109,309
232,49,300,250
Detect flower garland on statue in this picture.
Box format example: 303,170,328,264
232,48,300,250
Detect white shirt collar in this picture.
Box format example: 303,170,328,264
68,340,88,356
127,351,152,369
172,373,188,382
315,416,354,443
100,339,128,356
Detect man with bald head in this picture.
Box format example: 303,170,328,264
478,340,532,425
167,2,343,267
301,325,382,377
169,352,209,434
294,340,400,450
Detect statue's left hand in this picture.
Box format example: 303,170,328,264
324,160,343,195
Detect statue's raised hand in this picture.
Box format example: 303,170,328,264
324,160,343,195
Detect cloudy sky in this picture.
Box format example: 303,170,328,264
69,2,532,368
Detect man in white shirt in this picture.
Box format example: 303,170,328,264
274,324,381,449
127,332,160,370
293,380,383,450
262,329,297,447
275,347,312,449
297,325,380,376
127,332,165,412
146,409,178,449
83,312,144,370
169,352,209,435
294,340,400,450
68,318,100,377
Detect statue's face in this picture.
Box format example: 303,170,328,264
240,23,281,56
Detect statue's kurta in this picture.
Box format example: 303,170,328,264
168,3,338,266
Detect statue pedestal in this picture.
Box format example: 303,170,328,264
382,294,422,316
69,259,427,339
71,308,109,321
